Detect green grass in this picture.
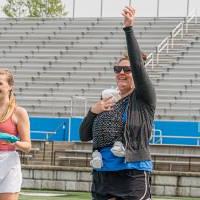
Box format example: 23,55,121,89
19,190,200,200
19,191,90,200
154,197,200,200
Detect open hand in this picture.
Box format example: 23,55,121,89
122,6,135,27
91,97,114,114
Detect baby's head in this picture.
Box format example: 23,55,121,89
101,88,121,103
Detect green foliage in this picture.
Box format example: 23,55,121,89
3,0,27,17
2,0,67,17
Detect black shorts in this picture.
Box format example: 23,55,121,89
91,169,151,200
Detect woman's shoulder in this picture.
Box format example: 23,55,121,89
15,105,28,114
14,106,29,119
11,106,29,125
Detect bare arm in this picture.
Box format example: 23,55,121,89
14,106,31,153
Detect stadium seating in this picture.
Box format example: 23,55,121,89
0,17,199,120
25,141,200,173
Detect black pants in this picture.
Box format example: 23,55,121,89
91,169,151,200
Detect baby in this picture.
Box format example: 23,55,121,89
90,88,125,169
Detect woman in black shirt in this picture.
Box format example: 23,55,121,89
80,6,156,200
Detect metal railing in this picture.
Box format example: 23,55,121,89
152,135,200,146
70,96,88,116
156,36,169,64
185,8,197,33
155,8,197,65
150,126,200,146
150,128,162,144
170,22,184,48
145,53,154,69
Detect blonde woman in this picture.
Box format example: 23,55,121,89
0,68,31,200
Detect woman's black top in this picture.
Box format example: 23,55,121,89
79,26,156,162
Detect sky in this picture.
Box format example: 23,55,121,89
0,0,199,17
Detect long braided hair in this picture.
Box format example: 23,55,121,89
0,68,16,123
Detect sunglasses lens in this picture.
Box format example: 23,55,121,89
114,66,131,73
114,66,121,73
123,66,131,72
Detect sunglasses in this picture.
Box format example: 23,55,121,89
113,66,131,74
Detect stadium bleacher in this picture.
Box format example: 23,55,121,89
1,16,199,120
0,14,200,174
0,0,200,196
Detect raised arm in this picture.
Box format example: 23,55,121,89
122,6,156,108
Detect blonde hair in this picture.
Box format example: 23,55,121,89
117,52,147,64
117,53,129,64
0,68,16,122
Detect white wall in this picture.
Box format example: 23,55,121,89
0,0,199,17
63,0,200,17
159,0,188,16
134,0,158,17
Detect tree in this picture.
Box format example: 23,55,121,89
3,0,67,17
3,0,28,17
